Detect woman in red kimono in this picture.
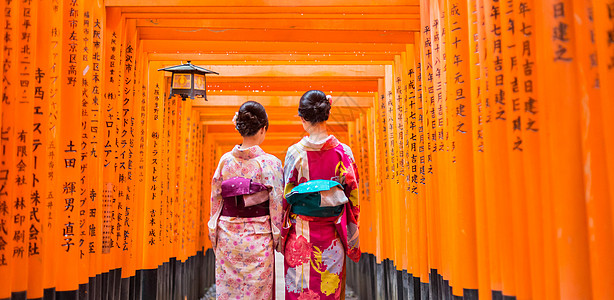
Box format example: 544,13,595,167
282,90,361,300
208,101,284,299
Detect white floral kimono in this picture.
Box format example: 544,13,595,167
208,145,284,300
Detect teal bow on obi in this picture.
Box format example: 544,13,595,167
285,180,349,217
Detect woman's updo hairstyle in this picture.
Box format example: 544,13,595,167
297,90,331,124
235,101,269,137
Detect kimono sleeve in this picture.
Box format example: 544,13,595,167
341,144,361,261
207,155,226,250
262,156,284,251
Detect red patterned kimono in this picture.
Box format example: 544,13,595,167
282,135,360,300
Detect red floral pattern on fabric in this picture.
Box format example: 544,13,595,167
285,235,313,267
297,290,320,300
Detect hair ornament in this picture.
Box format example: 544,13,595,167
232,112,239,130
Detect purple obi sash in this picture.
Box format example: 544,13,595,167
220,177,270,218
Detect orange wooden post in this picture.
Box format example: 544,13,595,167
11,0,37,295
373,88,385,265
0,0,18,297
134,54,148,275
160,77,170,264
43,0,64,292
176,98,184,261
111,15,126,274
383,64,396,266
202,131,211,251
183,97,193,262
196,124,205,252
102,7,122,276
420,0,436,286
56,0,83,293
78,0,92,287
498,0,534,298
372,90,386,300
30,1,52,297
177,97,190,263
572,0,614,298
535,0,593,298
468,0,492,298
129,37,144,278
366,108,377,257
414,31,430,286
400,51,411,273
175,97,184,263
87,0,105,283
407,43,419,281
0,0,4,126
423,1,446,287
429,0,448,288
511,0,547,298
120,19,138,279
167,96,178,258
591,0,614,206
393,55,407,272
402,45,417,278
188,109,199,258
143,61,164,271
482,0,509,294
445,0,479,296
356,114,371,253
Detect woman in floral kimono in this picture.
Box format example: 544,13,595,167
282,90,361,300
208,101,284,299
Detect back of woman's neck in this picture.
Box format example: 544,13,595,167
308,131,329,143
239,137,259,149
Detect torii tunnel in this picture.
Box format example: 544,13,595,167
1,0,613,299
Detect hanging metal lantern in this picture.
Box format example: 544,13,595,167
158,61,219,101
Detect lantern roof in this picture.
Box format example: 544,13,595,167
157,61,219,75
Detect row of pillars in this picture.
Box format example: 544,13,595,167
0,1,213,299
347,0,614,299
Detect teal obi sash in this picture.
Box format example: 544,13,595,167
285,180,348,217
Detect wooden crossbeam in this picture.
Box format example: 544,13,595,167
203,79,379,92
147,53,396,63
192,95,373,107
118,5,420,14
136,18,418,31
137,28,415,44
156,64,385,77
128,13,420,20
143,40,407,53
107,0,418,7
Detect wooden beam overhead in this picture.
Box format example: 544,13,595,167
203,80,379,92
135,18,419,31
137,28,415,44
118,5,420,14
156,64,385,77
107,0,418,7
127,13,420,20
147,53,396,63
143,40,407,53
192,96,373,108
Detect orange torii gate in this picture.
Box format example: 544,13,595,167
0,1,613,300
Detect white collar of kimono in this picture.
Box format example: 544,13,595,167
231,144,265,159
299,134,340,151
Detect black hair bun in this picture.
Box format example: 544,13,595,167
298,90,330,123
235,101,269,137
